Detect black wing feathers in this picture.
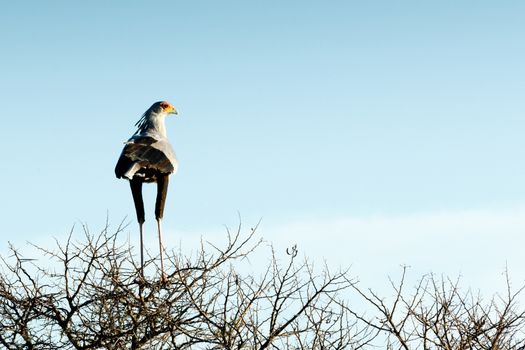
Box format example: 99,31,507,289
115,136,176,179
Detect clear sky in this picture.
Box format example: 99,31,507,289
1,1,525,293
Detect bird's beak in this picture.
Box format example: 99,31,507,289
170,107,178,115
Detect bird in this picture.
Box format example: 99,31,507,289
115,101,179,280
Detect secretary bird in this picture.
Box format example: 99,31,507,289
115,101,178,280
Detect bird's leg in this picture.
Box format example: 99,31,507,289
139,222,144,278
155,175,170,282
130,179,146,278
157,218,166,282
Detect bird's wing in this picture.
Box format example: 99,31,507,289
115,135,178,178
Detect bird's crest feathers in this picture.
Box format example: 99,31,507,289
133,101,176,136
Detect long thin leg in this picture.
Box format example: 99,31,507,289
139,222,144,277
130,179,145,277
155,175,169,280
157,218,165,281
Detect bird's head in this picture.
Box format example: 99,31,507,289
153,101,178,116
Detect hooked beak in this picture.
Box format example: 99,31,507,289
169,107,178,115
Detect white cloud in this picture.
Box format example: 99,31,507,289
161,206,525,297
257,207,525,295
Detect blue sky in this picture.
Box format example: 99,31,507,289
1,1,525,291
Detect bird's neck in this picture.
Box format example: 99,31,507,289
145,113,168,137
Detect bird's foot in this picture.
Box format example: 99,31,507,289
134,270,147,285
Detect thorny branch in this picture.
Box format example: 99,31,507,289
1,221,524,349
344,266,525,349
0,221,367,349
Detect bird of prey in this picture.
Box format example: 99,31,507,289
115,101,178,280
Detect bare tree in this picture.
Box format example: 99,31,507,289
1,222,525,349
0,222,372,349
346,266,525,349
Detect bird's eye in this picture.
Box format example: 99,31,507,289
160,102,169,109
